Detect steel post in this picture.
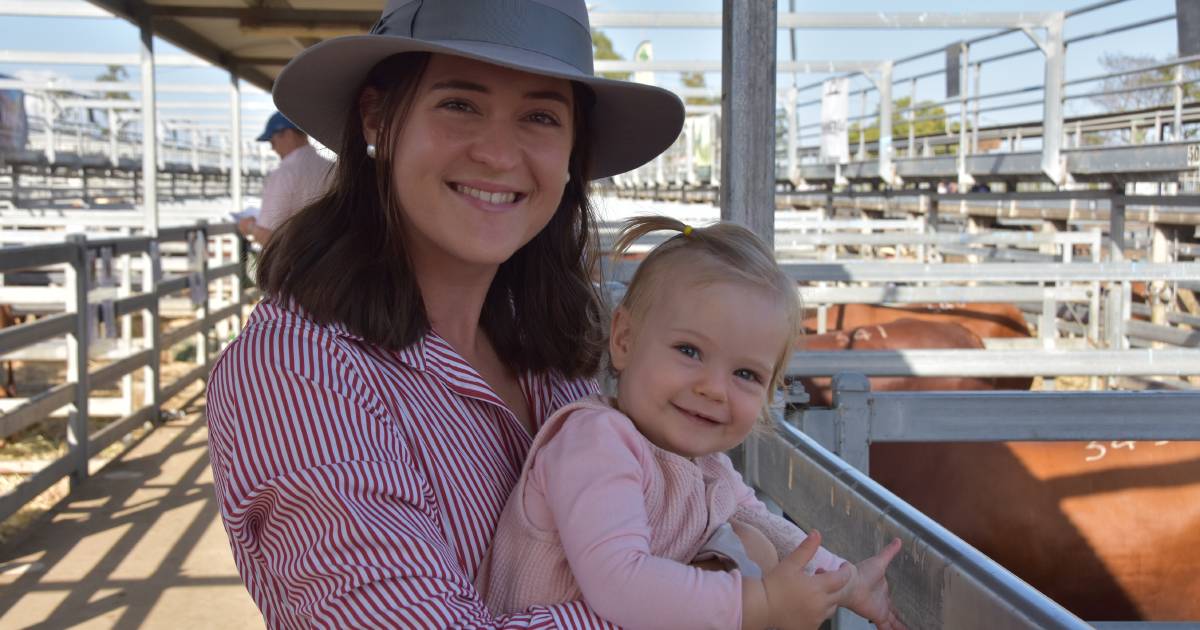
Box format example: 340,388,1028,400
720,0,777,244
878,61,895,187
139,12,158,236
64,235,90,488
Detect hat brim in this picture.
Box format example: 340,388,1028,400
272,35,684,180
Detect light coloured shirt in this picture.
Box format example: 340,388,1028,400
477,396,846,630
206,299,617,629
256,144,332,231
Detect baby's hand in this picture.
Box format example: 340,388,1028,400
841,537,906,630
761,531,853,629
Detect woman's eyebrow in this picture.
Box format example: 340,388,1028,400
430,79,569,106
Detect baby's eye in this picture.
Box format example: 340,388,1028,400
674,344,699,359
734,368,763,383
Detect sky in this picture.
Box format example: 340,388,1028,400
0,0,1186,136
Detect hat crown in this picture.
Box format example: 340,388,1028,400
372,0,594,75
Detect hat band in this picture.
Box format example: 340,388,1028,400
372,0,594,76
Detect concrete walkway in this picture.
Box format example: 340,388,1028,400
0,408,263,629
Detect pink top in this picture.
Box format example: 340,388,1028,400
476,397,845,630
257,144,332,230
206,300,619,628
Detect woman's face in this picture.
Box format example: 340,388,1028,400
383,54,575,272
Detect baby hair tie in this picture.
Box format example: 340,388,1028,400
682,225,694,237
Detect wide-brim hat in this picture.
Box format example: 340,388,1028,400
272,0,685,180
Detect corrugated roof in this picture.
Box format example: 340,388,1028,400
85,0,383,91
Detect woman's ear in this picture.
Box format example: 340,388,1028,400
359,87,383,148
609,306,634,372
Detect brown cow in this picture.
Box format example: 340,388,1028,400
795,318,1023,406
804,302,1031,340
871,440,1200,621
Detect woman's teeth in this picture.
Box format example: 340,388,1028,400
454,183,518,204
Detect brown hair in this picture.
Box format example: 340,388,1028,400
256,52,605,378
611,215,802,415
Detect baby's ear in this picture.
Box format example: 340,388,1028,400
609,306,634,372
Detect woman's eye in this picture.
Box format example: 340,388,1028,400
734,368,763,384
674,344,699,359
439,99,475,113
526,111,561,126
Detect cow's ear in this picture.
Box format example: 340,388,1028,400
609,306,634,372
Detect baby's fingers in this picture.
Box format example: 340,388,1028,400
816,562,853,593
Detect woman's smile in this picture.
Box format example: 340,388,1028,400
447,181,528,211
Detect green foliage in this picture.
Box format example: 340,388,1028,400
848,96,948,145
681,72,718,106
95,64,132,101
591,29,630,81
1093,53,1200,112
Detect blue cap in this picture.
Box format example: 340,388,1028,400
256,112,299,142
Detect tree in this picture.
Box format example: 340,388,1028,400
848,96,948,146
95,64,132,100
591,29,630,81
1091,53,1199,112
680,72,718,106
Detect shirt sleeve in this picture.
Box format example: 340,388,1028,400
529,407,742,630
206,323,619,629
255,167,292,230
720,454,846,574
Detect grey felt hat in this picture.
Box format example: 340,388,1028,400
272,0,685,179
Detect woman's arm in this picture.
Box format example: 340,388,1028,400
532,409,742,630
206,324,617,629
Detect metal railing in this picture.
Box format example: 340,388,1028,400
0,221,252,523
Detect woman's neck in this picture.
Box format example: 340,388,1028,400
413,260,497,357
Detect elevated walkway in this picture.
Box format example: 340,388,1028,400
0,404,262,629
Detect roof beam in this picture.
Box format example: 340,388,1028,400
83,0,276,90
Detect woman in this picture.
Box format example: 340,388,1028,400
205,0,683,627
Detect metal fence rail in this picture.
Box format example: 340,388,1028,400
0,221,251,524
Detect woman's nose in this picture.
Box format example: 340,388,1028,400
467,120,520,171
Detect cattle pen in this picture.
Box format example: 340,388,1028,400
1,1,1199,629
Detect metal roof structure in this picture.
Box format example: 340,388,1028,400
82,0,382,90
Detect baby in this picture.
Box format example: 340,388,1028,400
475,216,904,630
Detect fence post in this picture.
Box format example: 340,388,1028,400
64,234,90,488
831,372,871,473
829,371,873,630
191,222,210,374
145,238,162,420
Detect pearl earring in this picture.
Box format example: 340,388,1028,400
366,143,377,159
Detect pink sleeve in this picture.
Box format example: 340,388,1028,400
529,408,742,630
719,454,847,574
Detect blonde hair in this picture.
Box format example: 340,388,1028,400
611,215,801,419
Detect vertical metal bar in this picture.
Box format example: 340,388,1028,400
1106,189,1127,356
192,224,210,371
684,123,696,184
144,240,162,417
107,107,118,166
830,372,871,474
1174,63,1185,142
120,235,134,415
857,89,866,161
1150,225,1171,347
786,86,798,186
907,77,917,158
720,0,777,245
972,63,981,154
878,61,895,187
139,12,159,237
64,235,90,488
1040,12,1066,185
957,43,972,188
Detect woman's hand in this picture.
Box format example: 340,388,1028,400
742,530,852,630
840,537,907,630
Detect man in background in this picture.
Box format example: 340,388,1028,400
237,111,332,244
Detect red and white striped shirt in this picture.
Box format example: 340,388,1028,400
206,300,617,629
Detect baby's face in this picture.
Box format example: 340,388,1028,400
610,280,789,458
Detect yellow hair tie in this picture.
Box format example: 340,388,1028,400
682,225,694,237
